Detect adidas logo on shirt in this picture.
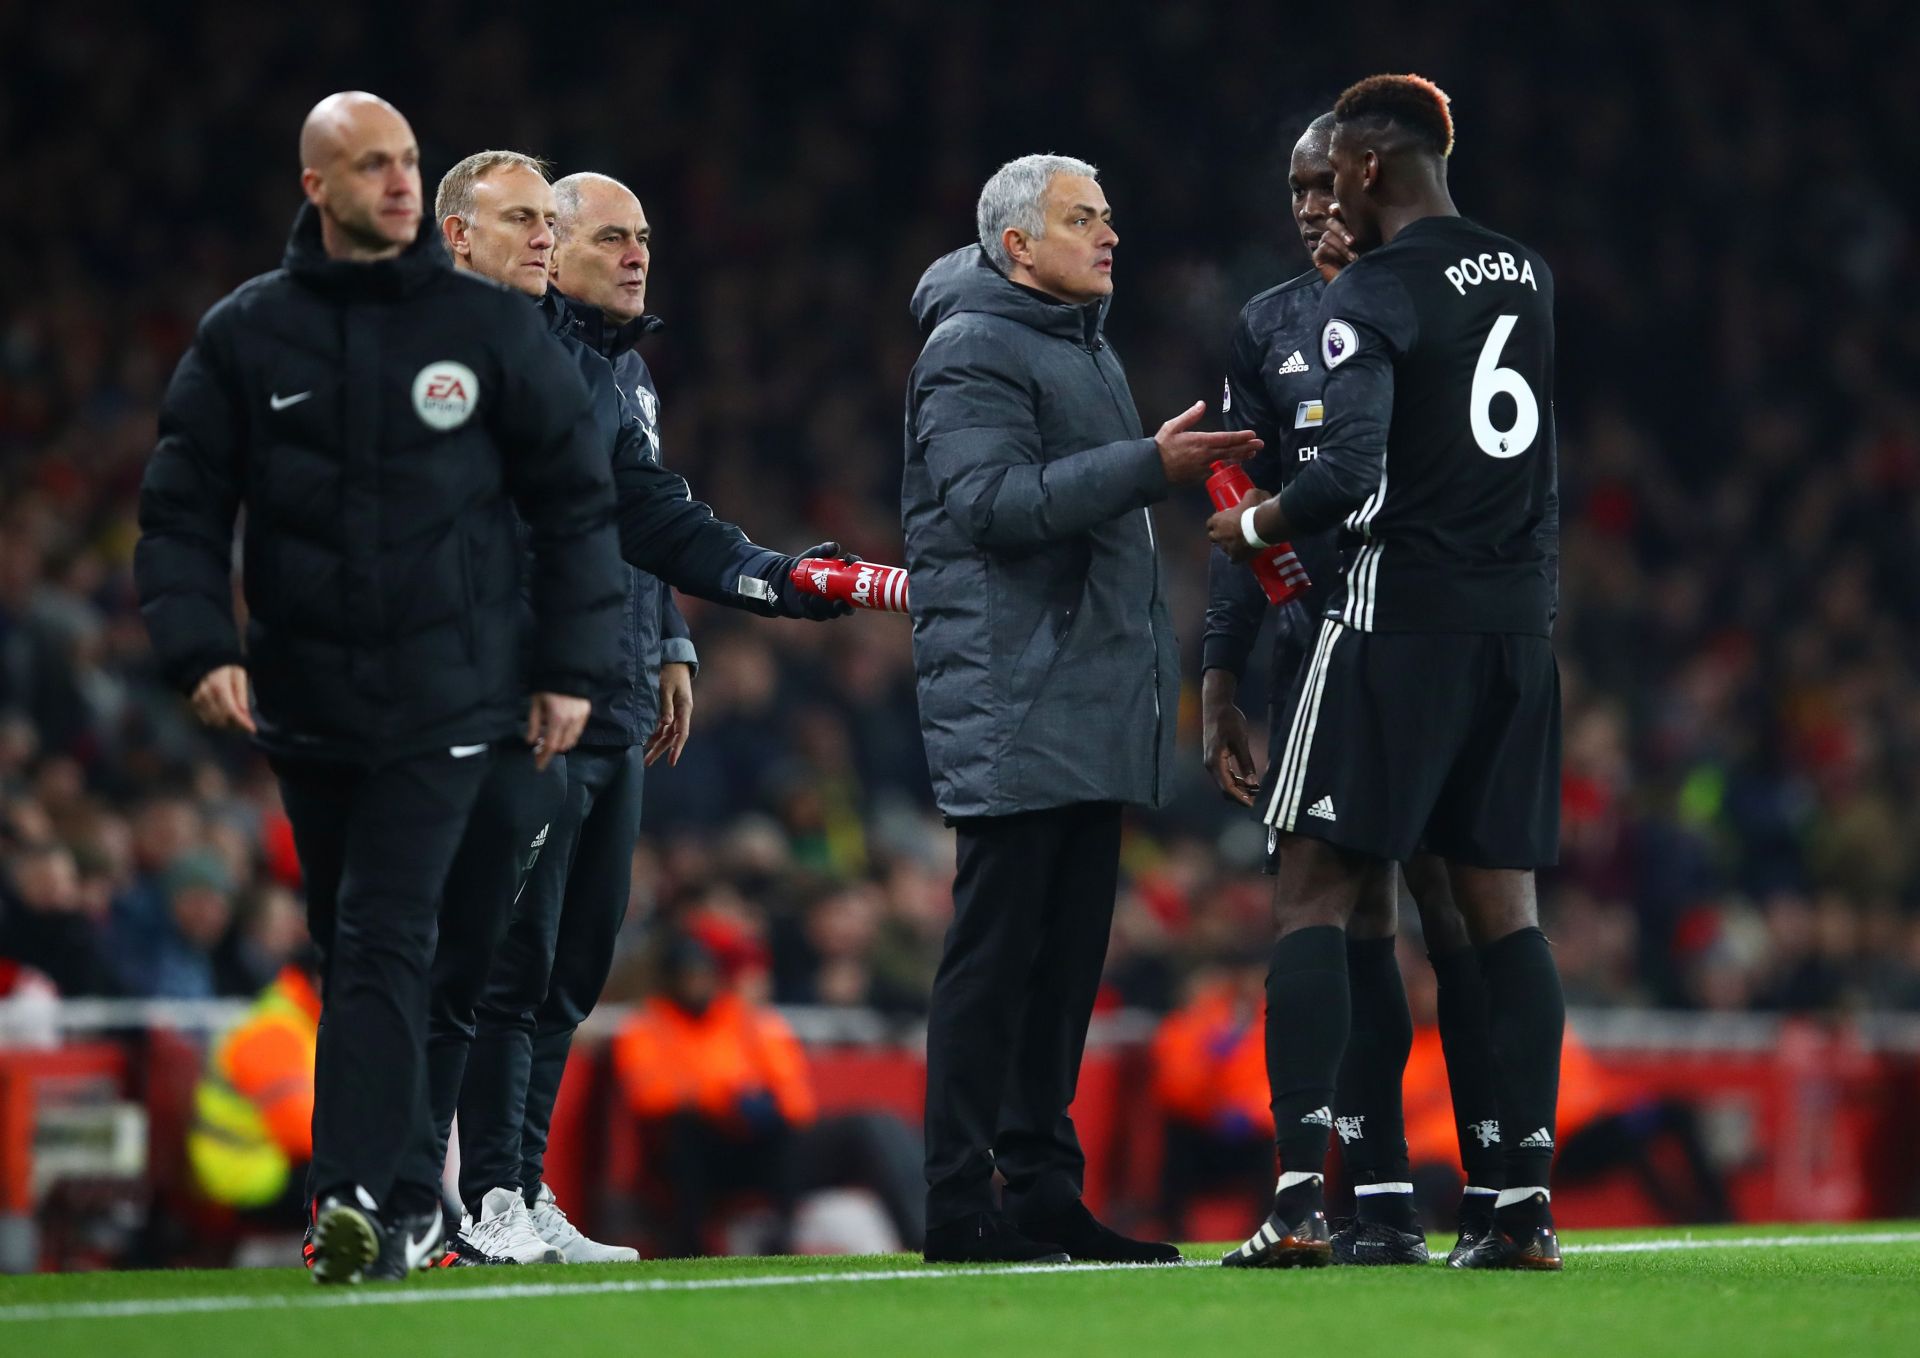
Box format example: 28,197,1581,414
1277,350,1309,375
1518,1127,1555,1149
1306,796,1337,822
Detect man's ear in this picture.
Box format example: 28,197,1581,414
1002,226,1033,270
441,215,470,261
300,168,325,208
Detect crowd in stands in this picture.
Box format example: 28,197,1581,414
4,0,1919,1029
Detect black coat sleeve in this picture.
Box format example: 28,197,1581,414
607,393,789,614
1278,266,1419,537
1204,314,1282,678
134,310,248,694
491,319,627,699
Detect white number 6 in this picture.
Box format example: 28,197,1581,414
1471,314,1539,459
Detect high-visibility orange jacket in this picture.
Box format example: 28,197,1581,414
1148,980,1273,1134
612,993,816,1128
188,966,320,1207
1404,1024,1629,1170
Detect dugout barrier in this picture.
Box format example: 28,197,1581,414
2,1004,1917,1268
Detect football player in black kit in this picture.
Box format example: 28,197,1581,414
1209,74,1565,1271
1205,110,1511,1267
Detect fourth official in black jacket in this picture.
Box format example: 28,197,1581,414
136,173,627,1264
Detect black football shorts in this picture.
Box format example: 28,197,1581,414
1257,619,1561,869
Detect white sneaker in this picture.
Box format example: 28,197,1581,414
528,1181,638,1263
459,1186,562,1265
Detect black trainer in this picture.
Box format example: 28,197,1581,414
365,1206,446,1281
1008,1183,1180,1264
309,1194,381,1285
1449,1193,1562,1271
1221,1180,1333,1268
1447,1195,1498,1267
1331,1217,1431,1265
923,1211,1071,1264
431,1234,518,1268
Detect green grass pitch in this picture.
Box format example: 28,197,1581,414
3,1221,1917,1358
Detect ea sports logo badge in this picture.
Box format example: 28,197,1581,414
412,361,479,431
1321,320,1357,370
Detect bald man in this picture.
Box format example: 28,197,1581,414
136,92,630,1285
422,153,858,1264
455,172,693,1262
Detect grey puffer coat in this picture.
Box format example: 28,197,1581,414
902,247,1179,819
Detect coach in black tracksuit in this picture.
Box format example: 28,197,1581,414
425,288,848,1210
452,291,688,1220
135,196,628,1232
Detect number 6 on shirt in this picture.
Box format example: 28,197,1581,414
1471,314,1539,459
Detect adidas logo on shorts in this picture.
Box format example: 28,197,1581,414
1518,1127,1555,1149
1301,1105,1333,1128
1306,796,1337,821
1277,350,1309,374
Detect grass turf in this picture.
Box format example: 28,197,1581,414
2,1221,1917,1358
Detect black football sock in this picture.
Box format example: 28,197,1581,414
1265,924,1348,1179
1479,926,1565,1192
1429,944,1506,1193
1334,936,1416,1230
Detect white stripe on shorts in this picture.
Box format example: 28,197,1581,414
1264,618,1345,832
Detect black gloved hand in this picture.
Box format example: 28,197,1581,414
767,540,862,620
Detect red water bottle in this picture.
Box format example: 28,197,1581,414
788,557,912,614
1206,461,1310,606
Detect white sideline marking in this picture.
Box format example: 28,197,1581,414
1562,1230,1920,1255
3,1232,1917,1324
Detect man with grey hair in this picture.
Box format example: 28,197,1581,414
903,154,1262,1263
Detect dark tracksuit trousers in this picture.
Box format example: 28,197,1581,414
421,745,569,1195
923,800,1123,1229
272,746,495,1209
458,742,646,1206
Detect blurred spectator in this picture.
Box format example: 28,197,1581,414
1148,957,1274,1236
773,880,924,1015
0,839,112,996
187,961,319,1215
612,934,815,1253
106,847,234,999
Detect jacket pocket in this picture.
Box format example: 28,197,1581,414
1008,605,1075,712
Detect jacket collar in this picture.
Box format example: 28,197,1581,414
910,246,1110,351
552,288,664,358
282,201,450,299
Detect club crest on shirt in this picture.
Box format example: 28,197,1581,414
412,361,479,430
631,384,662,459
1321,320,1357,370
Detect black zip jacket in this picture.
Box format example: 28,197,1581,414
555,294,696,745
136,203,626,763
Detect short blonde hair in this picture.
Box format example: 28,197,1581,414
435,150,552,224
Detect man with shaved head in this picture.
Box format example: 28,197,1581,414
447,169,682,1263
137,93,629,1284
424,153,858,1263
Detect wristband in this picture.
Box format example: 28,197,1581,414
1240,504,1270,550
